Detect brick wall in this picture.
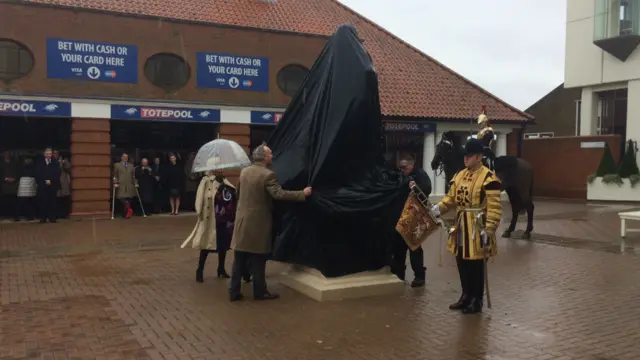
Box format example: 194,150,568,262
70,119,111,217
521,135,622,199
0,3,327,106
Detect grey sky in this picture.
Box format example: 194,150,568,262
338,0,567,111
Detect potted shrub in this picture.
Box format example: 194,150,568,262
587,140,640,201
618,140,640,187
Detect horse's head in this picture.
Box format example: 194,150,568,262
431,134,456,170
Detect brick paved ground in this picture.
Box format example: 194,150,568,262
1,200,640,359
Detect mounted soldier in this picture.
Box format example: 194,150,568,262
476,105,496,171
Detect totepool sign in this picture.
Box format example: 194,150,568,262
110,105,221,122
0,100,72,117
383,122,436,133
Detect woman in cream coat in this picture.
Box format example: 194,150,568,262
182,172,237,282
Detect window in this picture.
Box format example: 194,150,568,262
595,0,640,40
276,64,309,97
144,53,190,92
0,39,34,81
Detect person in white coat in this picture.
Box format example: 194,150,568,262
182,172,242,282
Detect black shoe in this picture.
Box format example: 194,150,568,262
230,293,244,302
449,294,470,310
39,219,47,223
217,269,230,279
196,269,204,283
255,292,280,301
410,278,425,288
461,298,483,314
13,218,20,222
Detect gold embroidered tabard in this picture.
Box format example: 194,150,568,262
436,166,502,260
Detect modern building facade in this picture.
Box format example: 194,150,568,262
0,0,532,217
565,0,640,156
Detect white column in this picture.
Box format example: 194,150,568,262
580,87,598,136
422,132,435,189
496,133,507,157
433,130,446,196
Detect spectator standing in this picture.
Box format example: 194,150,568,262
0,150,19,219
15,157,37,221
35,148,61,223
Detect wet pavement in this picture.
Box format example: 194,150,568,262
1,200,640,359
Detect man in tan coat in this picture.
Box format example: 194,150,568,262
112,153,138,219
229,144,312,301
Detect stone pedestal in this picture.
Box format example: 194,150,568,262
279,265,404,302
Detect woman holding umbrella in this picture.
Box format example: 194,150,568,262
181,139,253,282
182,171,236,280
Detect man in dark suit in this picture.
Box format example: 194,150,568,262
36,148,61,223
390,157,432,288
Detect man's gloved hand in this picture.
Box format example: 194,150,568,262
430,205,440,217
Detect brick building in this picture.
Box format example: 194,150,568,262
0,0,532,218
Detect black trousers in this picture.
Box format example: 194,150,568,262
0,195,16,218
229,251,268,298
38,189,58,221
15,197,36,220
57,196,71,219
198,249,228,273
390,234,426,280
455,246,485,299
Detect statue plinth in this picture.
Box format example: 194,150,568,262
279,265,404,301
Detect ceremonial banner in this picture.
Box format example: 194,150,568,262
395,193,439,250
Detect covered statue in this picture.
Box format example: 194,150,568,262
267,24,410,278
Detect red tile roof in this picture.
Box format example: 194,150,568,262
24,0,533,122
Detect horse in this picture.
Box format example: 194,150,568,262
430,132,535,239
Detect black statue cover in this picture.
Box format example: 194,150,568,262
268,24,410,278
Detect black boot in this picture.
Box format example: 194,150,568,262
217,250,230,278
449,294,470,310
462,297,483,314
196,250,208,283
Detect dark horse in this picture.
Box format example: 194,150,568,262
430,132,534,239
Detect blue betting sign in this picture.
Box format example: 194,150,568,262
0,100,71,117
383,122,436,133
196,52,269,92
110,105,220,122
251,111,283,125
46,38,138,83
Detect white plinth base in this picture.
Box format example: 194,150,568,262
279,265,404,302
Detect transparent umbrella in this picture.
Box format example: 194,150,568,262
191,139,251,173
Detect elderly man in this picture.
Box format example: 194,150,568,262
35,148,61,223
229,144,312,302
391,157,432,287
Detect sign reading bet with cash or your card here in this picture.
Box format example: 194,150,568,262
196,52,269,92
46,38,138,83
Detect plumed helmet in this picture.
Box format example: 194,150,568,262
477,105,488,125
